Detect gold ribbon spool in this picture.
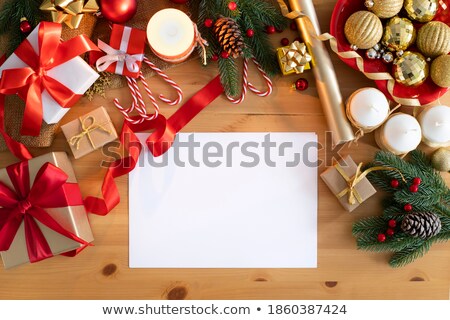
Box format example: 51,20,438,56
40,0,99,29
68,115,112,150
280,41,312,74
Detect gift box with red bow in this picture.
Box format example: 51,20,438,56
0,152,94,268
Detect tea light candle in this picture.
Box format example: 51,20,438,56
147,8,196,63
418,105,450,148
375,113,422,155
346,88,390,132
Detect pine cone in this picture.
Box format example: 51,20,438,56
214,16,244,58
401,212,442,239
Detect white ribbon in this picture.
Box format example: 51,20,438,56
96,40,144,74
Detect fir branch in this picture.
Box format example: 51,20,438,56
389,240,433,268
352,216,387,236
357,233,424,253
218,56,239,97
240,1,288,30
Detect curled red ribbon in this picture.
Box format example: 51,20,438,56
0,22,99,136
0,161,88,263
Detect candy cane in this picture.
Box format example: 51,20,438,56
226,58,249,104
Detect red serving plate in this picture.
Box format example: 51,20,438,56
330,0,450,106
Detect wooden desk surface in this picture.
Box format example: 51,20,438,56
0,2,449,300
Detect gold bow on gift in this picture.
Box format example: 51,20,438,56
334,162,405,205
280,41,312,74
69,115,112,150
40,0,99,29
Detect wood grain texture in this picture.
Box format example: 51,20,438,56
0,1,449,300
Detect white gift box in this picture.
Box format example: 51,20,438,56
0,23,99,125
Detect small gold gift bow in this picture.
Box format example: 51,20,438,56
280,41,311,74
334,162,405,205
69,115,112,150
40,0,99,29
277,0,421,107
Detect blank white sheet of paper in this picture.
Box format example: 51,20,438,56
129,132,318,268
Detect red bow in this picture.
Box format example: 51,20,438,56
0,161,88,263
0,22,98,136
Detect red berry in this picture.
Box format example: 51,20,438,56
413,177,421,185
386,228,395,237
388,219,397,228
280,37,289,46
294,37,301,43
276,28,284,33
290,21,298,31
266,25,276,34
409,184,419,193
228,1,237,10
294,78,308,91
246,29,254,38
403,203,413,212
221,51,229,59
377,233,386,242
204,18,213,28
390,179,399,188
211,54,219,62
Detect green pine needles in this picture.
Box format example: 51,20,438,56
352,150,450,268
188,0,287,97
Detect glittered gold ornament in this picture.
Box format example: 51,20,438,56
431,148,450,172
382,17,416,52
430,54,450,87
404,0,438,23
344,11,383,50
394,51,429,86
416,21,450,58
40,0,99,29
364,0,403,19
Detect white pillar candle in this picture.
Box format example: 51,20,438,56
375,113,422,155
346,88,390,131
417,105,450,148
147,8,196,63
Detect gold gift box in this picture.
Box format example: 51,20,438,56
0,152,94,268
277,41,311,76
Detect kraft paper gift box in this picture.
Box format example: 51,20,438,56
0,152,94,268
61,106,118,159
320,155,377,212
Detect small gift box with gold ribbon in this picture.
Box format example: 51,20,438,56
277,41,311,76
320,155,377,212
0,152,94,268
61,106,118,159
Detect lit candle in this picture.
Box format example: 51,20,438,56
147,9,197,63
418,105,450,148
375,113,422,155
346,88,390,132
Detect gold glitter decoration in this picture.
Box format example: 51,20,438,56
366,0,403,19
417,21,450,58
382,17,416,52
344,11,383,49
40,0,99,29
84,72,112,101
430,54,450,87
394,51,429,86
404,0,438,23
431,148,450,172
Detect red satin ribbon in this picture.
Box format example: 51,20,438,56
0,161,88,263
0,22,99,136
84,75,224,215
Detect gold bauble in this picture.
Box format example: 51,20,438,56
404,0,438,22
382,17,416,52
365,0,403,19
344,11,383,50
431,148,450,172
417,22,450,58
430,55,450,87
394,52,429,86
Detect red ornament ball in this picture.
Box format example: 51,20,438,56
100,0,137,24
221,51,230,59
19,17,31,34
377,233,386,242
388,219,397,228
409,184,419,193
403,203,413,212
290,21,298,31
211,54,219,62
390,179,399,188
413,177,422,185
204,18,213,28
246,29,254,38
294,78,308,91
169,0,188,3
386,228,395,237
228,1,237,10
281,37,289,46
265,25,276,34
